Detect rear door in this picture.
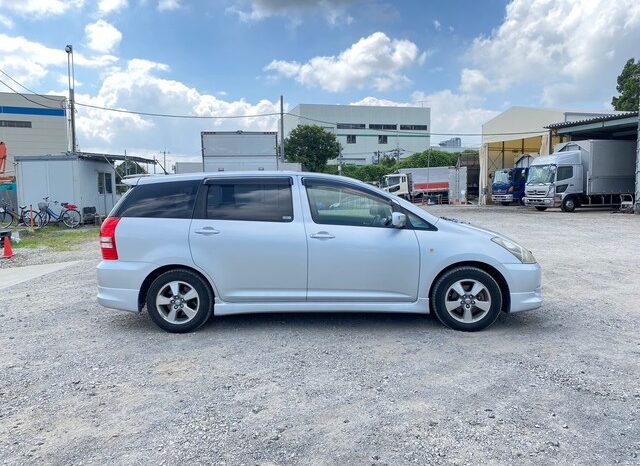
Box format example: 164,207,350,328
189,176,307,302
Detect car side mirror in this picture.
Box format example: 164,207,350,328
391,212,406,228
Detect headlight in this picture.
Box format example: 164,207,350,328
492,237,537,264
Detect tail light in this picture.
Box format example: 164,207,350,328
100,217,121,260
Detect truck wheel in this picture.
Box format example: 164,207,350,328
561,197,577,213
500,202,510,206
535,206,547,211
431,267,502,332
146,269,213,333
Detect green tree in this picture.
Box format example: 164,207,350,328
284,125,341,172
611,58,640,111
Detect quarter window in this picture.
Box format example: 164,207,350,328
556,166,573,181
115,180,200,218
206,180,293,222
305,182,393,228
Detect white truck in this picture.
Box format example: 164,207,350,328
382,167,468,203
524,139,636,212
201,131,301,172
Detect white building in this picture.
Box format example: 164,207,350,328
0,92,68,176
283,104,431,165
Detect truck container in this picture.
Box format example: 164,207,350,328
524,140,636,212
382,166,468,203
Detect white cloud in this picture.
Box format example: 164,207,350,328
98,0,128,15
460,68,491,94
352,91,499,145
157,0,182,11
433,19,441,31
84,20,122,54
0,33,117,85
265,32,423,92
0,0,85,17
467,0,640,106
0,13,13,28
228,0,358,23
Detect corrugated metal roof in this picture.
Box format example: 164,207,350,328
546,111,638,129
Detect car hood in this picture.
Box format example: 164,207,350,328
438,216,515,243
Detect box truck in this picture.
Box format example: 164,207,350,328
381,166,468,203
524,140,636,212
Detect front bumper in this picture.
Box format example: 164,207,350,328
503,263,543,313
524,196,560,208
492,194,513,203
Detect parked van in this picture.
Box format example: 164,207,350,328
97,172,542,332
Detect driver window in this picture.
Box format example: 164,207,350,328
305,183,393,228
556,166,573,181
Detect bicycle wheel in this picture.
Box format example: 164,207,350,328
20,211,43,229
0,210,14,228
40,210,51,227
62,209,81,228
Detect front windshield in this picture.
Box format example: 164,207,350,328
493,170,510,183
383,176,401,187
527,165,555,184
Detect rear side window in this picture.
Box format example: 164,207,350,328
114,180,200,218
206,180,293,222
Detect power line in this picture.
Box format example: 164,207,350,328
74,101,281,119
0,69,63,102
0,77,63,109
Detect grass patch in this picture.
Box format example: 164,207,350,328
12,226,99,252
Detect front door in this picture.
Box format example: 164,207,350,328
189,177,307,302
302,179,420,302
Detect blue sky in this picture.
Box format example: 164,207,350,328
0,0,638,164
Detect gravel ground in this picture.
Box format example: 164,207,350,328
1,205,639,465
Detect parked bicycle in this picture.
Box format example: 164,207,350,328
38,197,82,228
0,200,43,229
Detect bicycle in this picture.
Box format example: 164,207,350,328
38,197,82,228
0,200,43,229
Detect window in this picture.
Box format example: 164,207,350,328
0,120,32,128
206,179,293,222
305,181,393,228
346,135,356,144
337,123,365,130
556,166,573,181
97,173,105,194
105,173,113,194
369,124,397,130
406,211,436,231
378,135,388,144
114,180,200,218
400,124,428,131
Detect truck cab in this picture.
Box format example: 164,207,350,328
524,152,582,211
491,167,528,206
382,173,412,200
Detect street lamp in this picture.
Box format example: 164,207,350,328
65,44,76,154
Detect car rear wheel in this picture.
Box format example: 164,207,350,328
431,267,502,332
146,269,213,333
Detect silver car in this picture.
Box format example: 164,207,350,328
97,172,542,333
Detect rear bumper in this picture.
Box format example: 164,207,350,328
96,260,155,313
503,263,543,313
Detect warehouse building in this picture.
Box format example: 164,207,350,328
0,92,68,176
479,107,609,204
283,104,431,165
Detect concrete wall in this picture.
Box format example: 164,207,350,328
0,93,68,175
284,104,431,165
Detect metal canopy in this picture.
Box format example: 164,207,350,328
546,112,638,138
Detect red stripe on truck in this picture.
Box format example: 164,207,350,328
414,182,449,191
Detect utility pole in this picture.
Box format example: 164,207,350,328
65,45,76,153
161,150,169,174
635,74,640,214
280,95,285,162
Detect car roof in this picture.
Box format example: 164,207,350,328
124,171,366,186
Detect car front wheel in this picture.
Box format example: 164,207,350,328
431,267,502,331
146,269,213,333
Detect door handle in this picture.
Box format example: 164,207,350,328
310,231,335,240
194,227,220,236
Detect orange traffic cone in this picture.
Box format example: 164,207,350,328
2,236,13,259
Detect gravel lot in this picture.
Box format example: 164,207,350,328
1,206,639,465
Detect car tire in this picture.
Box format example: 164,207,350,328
535,206,547,211
431,267,502,332
561,196,577,213
146,269,213,333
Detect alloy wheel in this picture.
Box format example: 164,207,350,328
155,281,200,324
444,279,492,324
